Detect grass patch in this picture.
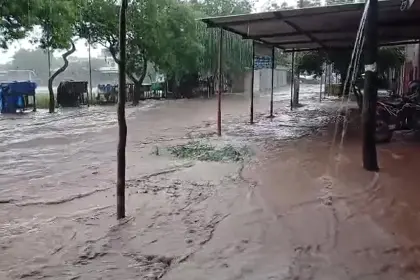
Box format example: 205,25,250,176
35,95,50,109
167,141,250,162
35,94,100,109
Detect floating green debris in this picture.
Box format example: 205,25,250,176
167,141,249,162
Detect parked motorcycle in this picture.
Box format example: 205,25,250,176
375,93,420,142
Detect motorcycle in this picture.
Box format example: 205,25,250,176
375,93,420,142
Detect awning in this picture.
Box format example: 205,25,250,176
200,0,420,52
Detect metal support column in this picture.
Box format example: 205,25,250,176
250,41,255,124
270,46,275,118
217,28,224,136
362,0,379,171
290,50,295,110
324,64,327,97
328,64,332,96
33,95,37,112
319,64,324,102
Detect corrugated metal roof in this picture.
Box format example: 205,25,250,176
200,0,420,51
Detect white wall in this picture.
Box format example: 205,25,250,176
244,67,288,94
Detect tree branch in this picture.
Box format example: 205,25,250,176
127,72,139,84
138,56,148,84
127,56,148,85
109,44,121,65
50,41,76,82
47,40,76,113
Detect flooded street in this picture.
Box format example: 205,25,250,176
1,85,420,279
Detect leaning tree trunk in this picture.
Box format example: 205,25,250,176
47,41,76,113
117,0,128,219
132,81,142,104
130,59,147,106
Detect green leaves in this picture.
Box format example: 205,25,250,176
190,0,252,17
0,0,39,48
298,47,406,82
297,51,324,76
31,0,78,50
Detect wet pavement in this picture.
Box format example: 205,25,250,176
1,85,420,279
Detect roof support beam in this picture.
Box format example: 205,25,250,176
245,29,351,40
283,20,327,49
273,11,328,50
202,3,368,27
282,39,420,52
269,33,420,45
245,18,420,40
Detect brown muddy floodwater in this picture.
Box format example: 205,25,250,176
1,85,420,279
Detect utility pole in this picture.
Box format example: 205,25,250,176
291,0,304,108
362,0,379,171
117,0,128,219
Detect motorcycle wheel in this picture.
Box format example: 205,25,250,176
375,118,393,143
407,112,420,130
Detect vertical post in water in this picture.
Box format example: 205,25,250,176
250,41,255,124
270,46,275,118
217,28,223,136
328,65,332,96
117,0,128,219
319,64,323,102
362,0,379,171
290,50,295,110
324,64,327,97
88,33,93,106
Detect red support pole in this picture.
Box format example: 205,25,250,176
250,41,255,124
217,29,223,136
290,50,295,110
270,47,275,117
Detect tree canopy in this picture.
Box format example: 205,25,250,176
0,0,38,48
190,0,253,16
297,48,405,83
78,0,200,87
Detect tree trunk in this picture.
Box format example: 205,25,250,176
117,0,128,220
133,81,142,104
48,41,76,113
109,45,121,65
129,60,147,106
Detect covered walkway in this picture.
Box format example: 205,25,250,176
200,0,420,171
201,0,420,52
